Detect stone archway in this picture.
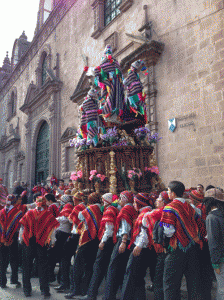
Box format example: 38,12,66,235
35,121,50,183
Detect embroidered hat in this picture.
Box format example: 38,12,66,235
160,191,170,204
134,193,152,207
73,192,84,202
88,192,101,205
104,44,112,55
87,88,98,99
120,191,133,203
189,189,204,202
60,194,73,205
102,193,113,205
205,188,224,202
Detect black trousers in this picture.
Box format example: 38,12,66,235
60,234,79,288
22,237,49,295
70,239,99,296
198,242,214,300
120,247,153,300
153,252,167,300
0,233,19,287
103,237,131,300
163,245,202,300
87,237,115,299
47,230,70,280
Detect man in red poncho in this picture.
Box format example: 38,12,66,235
0,194,23,288
19,196,59,298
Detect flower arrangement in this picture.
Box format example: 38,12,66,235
127,168,143,181
101,127,119,146
70,170,83,182
145,166,160,175
134,127,151,141
89,170,106,182
148,133,162,145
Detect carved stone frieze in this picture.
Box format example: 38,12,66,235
16,151,25,162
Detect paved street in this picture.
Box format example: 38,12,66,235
0,268,217,300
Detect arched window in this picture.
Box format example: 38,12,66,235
42,53,47,85
7,90,16,120
105,0,122,26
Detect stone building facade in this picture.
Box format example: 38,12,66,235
0,0,224,192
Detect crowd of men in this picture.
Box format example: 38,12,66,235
0,176,223,300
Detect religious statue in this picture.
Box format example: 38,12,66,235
123,60,147,124
94,45,125,121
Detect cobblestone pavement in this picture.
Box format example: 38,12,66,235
0,269,217,300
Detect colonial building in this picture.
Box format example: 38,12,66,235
0,0,224,192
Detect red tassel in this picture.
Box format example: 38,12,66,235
84,66,89,72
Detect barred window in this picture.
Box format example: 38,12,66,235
105,0,122,26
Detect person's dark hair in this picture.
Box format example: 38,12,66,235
168,181,185,197
69,179,72,183
204,197,224,216
59,179,64,183
206,185,215,191
197,184,204,189
33,192,41,201
45,193,56,203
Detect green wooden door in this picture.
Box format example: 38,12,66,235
35,121,50,183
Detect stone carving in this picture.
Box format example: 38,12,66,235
16,151,25,161
61,127,77,142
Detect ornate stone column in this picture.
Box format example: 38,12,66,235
24,112,32,189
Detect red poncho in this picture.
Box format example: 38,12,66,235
144,207,164,253
0,207,23,245
15,204,27,216
129,206,152,248
113,204,137,243
98,205,119,242
20,209,59,247
196,203,207,241
161,199,200,251
59,203,74,218
69,203,86,226
79,204,102,247
48,204,59,218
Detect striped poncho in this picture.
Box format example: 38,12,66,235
160,199,200,252
95,58,125,118
0,207,23,245
20,208,59,247
78,204,102,247
69,203,86,226
0,184,8,207
98,205,119,242
129,206,152,248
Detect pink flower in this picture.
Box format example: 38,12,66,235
100,175,106,182
90,170,97,175
144,167,148,171
70,172,77,180
96,174,101,178
77,170,83,178
130,170,135,174
89,175,94,181
73,176,78,181
128,174,132,179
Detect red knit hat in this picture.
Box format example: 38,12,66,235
88,192,101,205
189,189,204,202
120,191,133,203
134,193,155,208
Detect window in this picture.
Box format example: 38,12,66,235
42,54,47,85
11,92,15,116
105,0,122,26
43,0,52,22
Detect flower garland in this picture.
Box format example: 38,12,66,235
145,166,160,175
89,170,106,182
127,168,142,181
70,170,83,181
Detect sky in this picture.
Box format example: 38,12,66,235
0,0,40,66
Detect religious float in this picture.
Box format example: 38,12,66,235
69,45,165,198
